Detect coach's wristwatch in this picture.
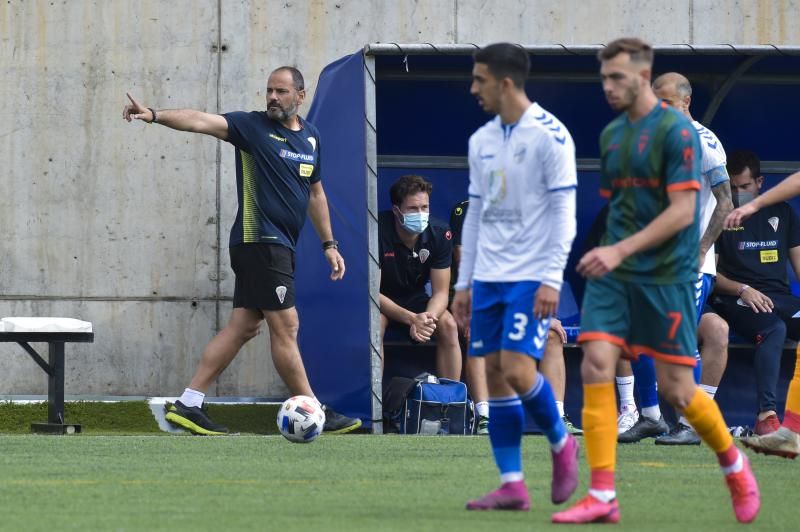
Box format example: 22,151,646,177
322,239,339,250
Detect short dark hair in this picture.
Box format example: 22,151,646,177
272,66,305,91
727,150,761,179
473,43,530,89
598,37,654,66
390,174,433,206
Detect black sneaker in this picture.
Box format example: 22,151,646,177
476,415,490,435
655,422,701,445
618,415,669,443
322,405,362,434
164,400,229,435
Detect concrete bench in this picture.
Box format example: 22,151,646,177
1,318,94,434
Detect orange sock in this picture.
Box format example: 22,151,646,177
583,382,617,490
683,387,736,467
783,352,800,433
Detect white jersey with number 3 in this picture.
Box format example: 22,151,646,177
465,102,577,290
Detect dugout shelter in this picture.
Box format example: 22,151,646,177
298,43,800,433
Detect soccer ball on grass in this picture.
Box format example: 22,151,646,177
277,395,325,443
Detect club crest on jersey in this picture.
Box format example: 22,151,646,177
307,137,317,151
276,286,287,304
638,131,649,153
419,249,430,263
514,146,527,163
768,217,779,232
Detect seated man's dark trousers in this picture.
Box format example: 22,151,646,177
713,292,800,414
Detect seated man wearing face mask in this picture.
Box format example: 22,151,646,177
711,149,800,436
378,174,462,380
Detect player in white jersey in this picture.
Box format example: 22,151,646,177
617,72,735,446
451,43,579,512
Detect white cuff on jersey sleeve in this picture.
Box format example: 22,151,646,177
454,196,481,291
539,187,577,292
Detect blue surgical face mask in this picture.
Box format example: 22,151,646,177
733,190,756,208
400,211,429,234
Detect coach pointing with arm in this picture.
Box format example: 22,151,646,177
122,66,361,435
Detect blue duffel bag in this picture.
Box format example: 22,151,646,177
401,375,471,435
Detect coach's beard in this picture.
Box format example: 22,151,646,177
267,102,298,122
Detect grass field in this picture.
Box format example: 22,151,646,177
1,430,798,531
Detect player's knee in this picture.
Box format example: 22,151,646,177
238,324,261,342
436,312,459,344
270,319,300,342
657,370,695,409
228,318,262,342
484,356,503,378
580,350,613,381
705,317,729,349
760,318,787,341
662,386,694,410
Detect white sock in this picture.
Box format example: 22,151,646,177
551,434,568,453
721,451,744,475
555,401,565,418
500,472,524,484
641,405,661,420
700,384,718,400
616,376,635,411
589,488,616,503
179,388,205,408
476,401,489,417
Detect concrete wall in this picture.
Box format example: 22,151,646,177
1,0,798,397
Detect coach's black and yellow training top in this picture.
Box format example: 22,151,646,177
224,111,322,250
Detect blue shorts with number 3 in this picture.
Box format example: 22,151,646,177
468,280,551,359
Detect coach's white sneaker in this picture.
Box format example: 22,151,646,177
617,406,639,435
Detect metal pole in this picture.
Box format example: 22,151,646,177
363,52,383,435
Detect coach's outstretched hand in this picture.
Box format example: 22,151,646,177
577,245,624,279
122,92,155,123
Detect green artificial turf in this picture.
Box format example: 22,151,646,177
0,401,162,434
0,402,283,435
0,434,796,531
